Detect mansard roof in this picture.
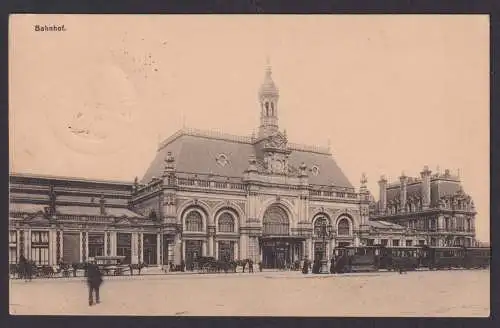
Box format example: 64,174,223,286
141,128,354,188
384,171,470,207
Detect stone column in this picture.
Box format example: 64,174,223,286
306,238,313,260
202,240,207,256
131,233,138,264
80,231,88,262
50,228,57,265
26,229,31,260
234,241,239,260
208,235,214,257
110,231,117,256
174,233,182,265
138,232,143,264
239,234,248,260
208,226,215,257
215,240,219,260
104,231,108,256
182,240,186,262
156,233,161,266
17,230,22,258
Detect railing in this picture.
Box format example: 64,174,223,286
177,178,247,192
309,189,359,201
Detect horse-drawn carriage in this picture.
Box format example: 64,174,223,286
197,256,239,273
94,256,129,276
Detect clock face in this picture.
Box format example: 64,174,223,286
272,160,283,172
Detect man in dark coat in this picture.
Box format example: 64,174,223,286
302,257,310,274
18,254,27,280
87,261,103,306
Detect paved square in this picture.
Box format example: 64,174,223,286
9,270,489,316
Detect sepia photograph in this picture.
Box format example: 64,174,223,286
8,14,490,316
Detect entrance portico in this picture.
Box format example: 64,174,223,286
260,236,304,269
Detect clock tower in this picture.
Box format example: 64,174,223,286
254,61,291,175
258,62,280,139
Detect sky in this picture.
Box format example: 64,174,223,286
9,15,489,242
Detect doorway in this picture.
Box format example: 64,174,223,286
143,234,157,265
262,241,290,269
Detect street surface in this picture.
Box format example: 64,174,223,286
10,269,489,316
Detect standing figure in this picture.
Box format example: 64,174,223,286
248,259,254,273
242,260,247,273
25,260,34,281
18,254,27,280
330,257,336,274
302,257,310,274
87,260,103,306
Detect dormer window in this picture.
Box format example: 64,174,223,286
311,165,320,176
216,153,229,167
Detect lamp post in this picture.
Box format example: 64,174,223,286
318,220,333,274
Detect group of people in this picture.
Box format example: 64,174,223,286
301,256,341,274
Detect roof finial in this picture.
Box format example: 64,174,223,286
265,55,272,76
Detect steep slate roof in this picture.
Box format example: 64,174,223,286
141,129,354,188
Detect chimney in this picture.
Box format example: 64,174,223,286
399,172,408,213
420,165,432,209
99,194,106,215
378,175,388,214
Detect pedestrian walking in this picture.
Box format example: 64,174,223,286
87,260,103,306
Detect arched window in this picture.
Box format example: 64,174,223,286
218,212,235,233
270,102,275,116
185,210,203,232
337,217,350,236
313,216,329,237
263,205,289,235
265,102,269,116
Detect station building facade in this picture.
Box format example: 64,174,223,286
9,65,478,268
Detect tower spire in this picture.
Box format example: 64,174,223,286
258,58,280,139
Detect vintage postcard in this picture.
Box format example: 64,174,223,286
9,14,489,316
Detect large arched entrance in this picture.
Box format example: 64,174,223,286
260,205,303,269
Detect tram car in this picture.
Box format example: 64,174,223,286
331,245,490,274
378,246,421,271
418,246,490,270
463,247,491,269
333,246,381,273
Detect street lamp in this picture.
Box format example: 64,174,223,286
318,219,333,274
